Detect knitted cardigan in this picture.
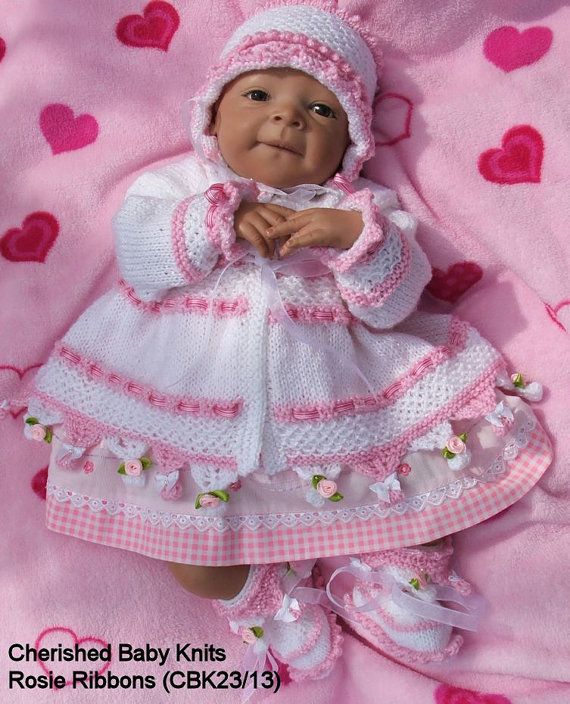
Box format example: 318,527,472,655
26,153,503,485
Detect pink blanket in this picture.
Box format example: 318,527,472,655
1,1,569,702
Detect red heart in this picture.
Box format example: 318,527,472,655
0,364,42,418
0,37,6,62
40,103,99,155
545,299,570,333
31,467,49,501
1,212,59,263
435,683,511,704
484,26,553,72
373,92,413,147
426,262,483,303
116,1,180,51
478,125,543,185
34,627,111,686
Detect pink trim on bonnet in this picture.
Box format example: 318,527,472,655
285,357,503,478
55,343,243,419
273,317,469,423
32,391,238,469
118,279,249,318
171,197,208,283
198,33,375,181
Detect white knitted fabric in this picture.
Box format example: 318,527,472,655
28,155,503,478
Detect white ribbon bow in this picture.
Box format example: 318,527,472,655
154,470,180,493
369,472,402,503
485,400,514,428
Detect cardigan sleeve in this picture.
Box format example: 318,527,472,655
314,179,432,329
113,154,256,300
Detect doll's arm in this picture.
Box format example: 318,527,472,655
113,155,255,300
316,182,432,329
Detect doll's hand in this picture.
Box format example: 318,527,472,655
234,202,296,259
265,208,363,257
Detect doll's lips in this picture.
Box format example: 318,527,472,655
262,140,302,155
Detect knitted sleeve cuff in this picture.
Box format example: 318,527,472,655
313,189,386,274
204,180,259,261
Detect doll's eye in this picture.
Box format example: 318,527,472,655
311,103,336,118
244,89,269,101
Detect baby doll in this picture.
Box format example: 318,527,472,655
15,3,552,682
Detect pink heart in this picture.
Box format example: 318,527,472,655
40,104,98,155
373,92,413,147
0,364,42,418
435,683,511,704
484,26,553,72
545,299,570,333
478,125,543,185
116,1,180,51
31,467,49,501
34,627,111,686
426,262,483,304
0,37,6,62
1,211,59,263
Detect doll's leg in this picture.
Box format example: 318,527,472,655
168,563,250,600
173,562,343,681
316,536,473,664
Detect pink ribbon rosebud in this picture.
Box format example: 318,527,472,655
198,494,221,508
397,463,412,476
31,424,47,441
446,436,466,455
125,459,143,476
240,626,264,644
316,479,338,498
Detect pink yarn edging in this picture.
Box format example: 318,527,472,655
285,357,503,475
171,196,209,284
273,317,470,423
335,224,411,306
118,278,249,318
55,343,244,419
32,391,238,469
268,304,356,326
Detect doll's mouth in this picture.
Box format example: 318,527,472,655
261,140,303,155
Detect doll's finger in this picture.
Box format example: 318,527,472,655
239,222,270,258
280,227,322,256
257,207,288,230
263,203,297,218
266,212,312,238
247,213,277,257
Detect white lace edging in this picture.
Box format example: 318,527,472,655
47,414,538,533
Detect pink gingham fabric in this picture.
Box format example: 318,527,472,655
46,424,551,565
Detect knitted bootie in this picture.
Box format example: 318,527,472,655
330,538,473,664
213,563,343,682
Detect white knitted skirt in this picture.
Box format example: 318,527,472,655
40,392,551,565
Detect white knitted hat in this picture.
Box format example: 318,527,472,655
187,3,382,183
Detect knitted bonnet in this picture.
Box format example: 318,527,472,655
188,2,383,183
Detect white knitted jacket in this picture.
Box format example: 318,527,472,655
28,154,503,483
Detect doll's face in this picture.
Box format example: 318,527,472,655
209,68,350,188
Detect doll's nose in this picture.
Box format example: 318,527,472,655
270,104,306,129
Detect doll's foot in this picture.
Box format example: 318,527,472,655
337,538,473,663
213,563,343,681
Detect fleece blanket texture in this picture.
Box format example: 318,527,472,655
1,1,569,702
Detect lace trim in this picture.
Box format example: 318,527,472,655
47,413,537,533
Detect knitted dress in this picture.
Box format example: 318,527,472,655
20,154,552,565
